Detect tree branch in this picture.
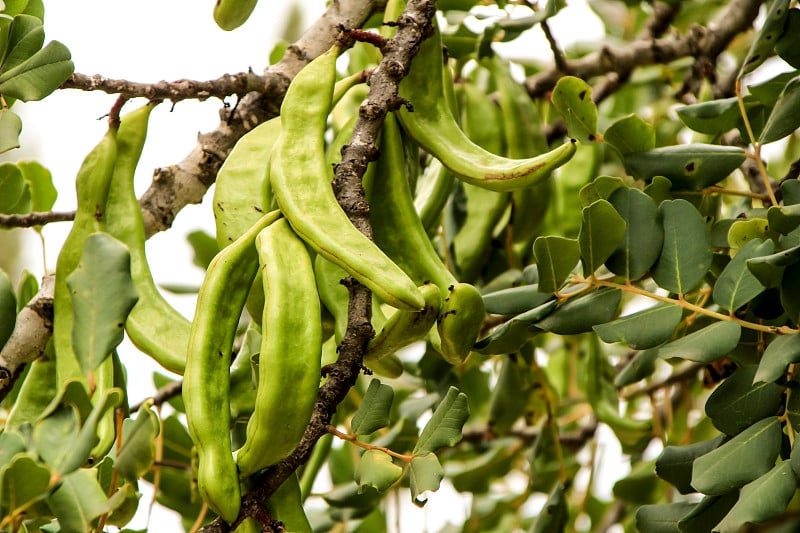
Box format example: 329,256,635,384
197,1,437,531
0,210,75,228
525,0,762,99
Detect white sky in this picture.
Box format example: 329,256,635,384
3,1,613,531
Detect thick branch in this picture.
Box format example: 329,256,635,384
138,0,386,238
197,1,437,531
524,0,762,98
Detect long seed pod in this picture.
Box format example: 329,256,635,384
270,44,425,311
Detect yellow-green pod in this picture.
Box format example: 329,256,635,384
437,283,486,365
213,0,258,31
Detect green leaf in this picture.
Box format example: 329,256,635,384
712,238,772,311
186,229,218,270
0,162,29,213
578,175,627,207
655,436,726,494
0,108,21,153
714,461,796,533
739,0,792,77
676,97,743,135
760,74,800,144
727,218,770,252
604,114,654,155
551,76,599,143
705,365,783,436
350,379,394,436
605,187,663,280
780,262,800,322
593,303,682,350
658,320,741,363
747,244,800,288
0,453,51,519
17,160,56,213
678,493,739,533
651,199,712,294
473,300,554,355
481,284,554,315
613,460,660,504
691,416,781,495
0,269,15,348
67,232,138,373
413,387,469,455
354,449,403,494
115,401,160,482
447,438,518,492
0,40,73,101
775,8,800,68
615,347,661,386
624,144,746,190
408,453,444,507
530,482,568,533
536,287,621,335
636,502,696,533
1,15,43,73
754,334,800,383
643,175,673,205
47,468,110,531
767,203,800,234
578,199,626,276
532,236,580,293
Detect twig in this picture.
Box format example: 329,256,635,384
130,380,182,413
0,210,75,228
197,2,437,531
540,20,570,74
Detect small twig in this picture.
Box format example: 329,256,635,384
130,380,182,413
540,20,570,74
0,210,75,228
327,425,415,461
622,363,704,399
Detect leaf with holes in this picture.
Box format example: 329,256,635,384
604,114,654,156
624,144,745,191
551,76,600,143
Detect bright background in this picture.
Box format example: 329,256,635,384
1,1,619,531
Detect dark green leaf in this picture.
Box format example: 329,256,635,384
739,0,792,76
615,347,661,386
712,238,772,311
760,75,800,144
594,303,682,350
1,15,44,73
605,187,663,280
350,379,394,436
768,203,800,234
747,244,800,288
604,114,654,155
413,387,469,454
578,175,627,207
678,493,739,533
754,333,800,383
714,461,796,533
676,97,743,135
613,460,659,504
775,8,800,68
67,232,139,372
355,450,403,494
705,365,783,436
643,175,673,205
447,438,518,493
658,321,741,363
532,236,579,293
409,453,444,507
624,144,746,191
0,40,73,101
551,76,599,143
780,262,800,322
530,482,568,533
691,416,781,495
578,199,626,276
636,502,696,533
482,284,554,315
656,436,726,494
535,287,621,335
474,300,554,355
651,199,712,294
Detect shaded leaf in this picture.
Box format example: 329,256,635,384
712,238,772,311
760,74,800,144
775,8,800,68
530,482,568,533
780,262,800,322
705,365,783,436
551,76,599,143
754,333,800,383
186,229,218,271
739,0,792,77
604,114,654,155
678,493,739,533
67,232,139,372
636,502,696,533
578,175,626,207
413,387,469,454
624,144,746,190
615,347,661,386
536,287,621,335
482,284,554,315
656,436,726,494
768,203,800,234
351,379,394,436
1,15,43,73
613,460,660,505
714,461,796,532
578,199,626,276
47,468,109,532
594,303,681,350
0,453,50,519
691,416,781,495
605,187,663,280
409,453,444,507
115,400,160,482
532,236,579,293
473,301,554,355
651,199,712,294
658,321,741,363
747,244,800,287
676,98,743,135
355,450,403,494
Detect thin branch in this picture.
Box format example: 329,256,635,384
622,363,704,400
0,210,75,228
197,1,436,531
540,20,570,74
130,380,182,413
61,71,270,103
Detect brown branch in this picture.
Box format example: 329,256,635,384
621,363,704,400
61,71,270,102
138,0,387,239
0,210,75,228
540,20,570,74
525,0,761,99
197,1,437,531
130,379,182,413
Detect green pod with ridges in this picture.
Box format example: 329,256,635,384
437,282,486,365
104,102,191,375
183,210,281,523
366,283,441,362
270,44,424,311
369,113,456,293
235,218,322,476
53,125,118,386
213,0,258,31
397,17,577,192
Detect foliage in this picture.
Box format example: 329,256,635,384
2,0,800,532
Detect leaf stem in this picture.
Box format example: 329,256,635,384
736,78,778,205
326,425,415,462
